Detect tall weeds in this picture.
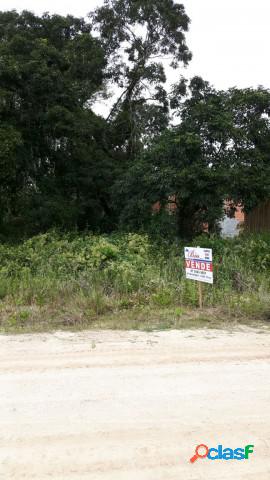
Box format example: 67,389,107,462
0,231,269,329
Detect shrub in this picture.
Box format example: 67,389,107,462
0,231,269,326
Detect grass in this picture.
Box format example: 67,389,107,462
0,231,270,333
1,303,269,335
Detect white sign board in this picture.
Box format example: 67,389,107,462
184,247,213,284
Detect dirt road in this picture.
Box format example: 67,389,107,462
1,327,270,479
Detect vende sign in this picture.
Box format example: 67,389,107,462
184,247,213,284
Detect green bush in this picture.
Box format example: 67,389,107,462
0,231,269,324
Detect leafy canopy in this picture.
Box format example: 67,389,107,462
115,78,270,238
0,10,110,236
91,0,191,157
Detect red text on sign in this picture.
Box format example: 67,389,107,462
185,260,213,272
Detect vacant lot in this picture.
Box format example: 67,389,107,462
1,327,270,479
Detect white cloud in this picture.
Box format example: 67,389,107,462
1,0,269,92
183,0,270,90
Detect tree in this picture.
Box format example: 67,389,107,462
0,125,22,235
0,10,109,236
115,78,270,238
225,87,270,212
91,0,192,158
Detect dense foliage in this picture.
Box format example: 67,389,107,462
0,10,113,236
116,79,270,237
0,232,269,330
0,3,269,240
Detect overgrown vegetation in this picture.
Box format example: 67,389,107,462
0,6,270,239
0,2,269,332
0,232,269,332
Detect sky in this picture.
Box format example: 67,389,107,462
1,0,269,92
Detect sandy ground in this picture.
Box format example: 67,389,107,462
1,326,270,479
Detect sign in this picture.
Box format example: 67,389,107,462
184,247,213,284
